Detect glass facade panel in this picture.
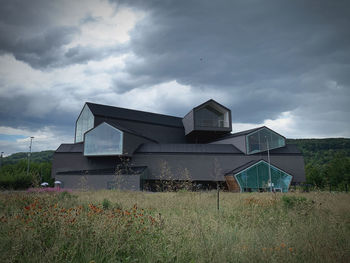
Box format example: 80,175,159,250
246,128,285,154
195,105,228,128
75,104,94,143
235,161,292,192
84,123,123,156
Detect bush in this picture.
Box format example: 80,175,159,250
281,195,307,208
102,198,111,209
0,171,33,189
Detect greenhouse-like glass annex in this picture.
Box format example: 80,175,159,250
234,160,292,192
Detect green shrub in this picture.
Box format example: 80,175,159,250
0,171,33,189
281,195,307,208
102,198,111,209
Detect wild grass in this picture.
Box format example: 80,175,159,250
0,190,349,262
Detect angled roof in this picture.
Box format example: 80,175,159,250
56,143,83,153
135,143,243,154
224,160,260,175
225,159,293,176
86,102,183,128
210,126,287,142
91,121,158,143
193,99,231,112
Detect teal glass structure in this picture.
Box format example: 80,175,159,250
234,160,292,192
246,127,285,154
84,122,123,156
75,104,94,143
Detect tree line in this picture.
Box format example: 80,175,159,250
287,138,350,191
0,151,54,189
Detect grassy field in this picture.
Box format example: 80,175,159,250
0,190,349,263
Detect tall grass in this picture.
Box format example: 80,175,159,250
0,191,349,262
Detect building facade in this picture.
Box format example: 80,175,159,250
52,99,305,192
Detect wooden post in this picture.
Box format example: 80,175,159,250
217,182,219,211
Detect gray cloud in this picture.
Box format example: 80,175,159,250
0,0,350,154
108,0,350,126
0,0,128,69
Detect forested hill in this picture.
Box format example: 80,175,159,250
287,138,350,165
1,150,54,166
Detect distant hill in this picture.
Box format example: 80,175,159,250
287,138,350,165
2,150,55,166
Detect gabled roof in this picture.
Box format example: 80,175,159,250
135,143,243,154
224,159,293,177
193,99,231,112
86,102,183,128
224,160,260,175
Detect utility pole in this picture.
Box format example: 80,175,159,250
0,152,3,169
27,137,34,177
266,137,272,192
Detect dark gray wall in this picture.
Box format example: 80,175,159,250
52,153,119,176
52,151,305,189
123,132,153,156
211,135,247,153
56,174,141,190
131,153,305,183
95,116,186,143
182,110,194,135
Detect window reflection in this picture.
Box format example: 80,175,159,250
84,123,123,156
235,161,292,192
75,104,94,143
246,128,285,154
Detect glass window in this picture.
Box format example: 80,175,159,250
84,123,123,156
246,128,285,154
235,161,292,192
195,105,229,128
75,104,94,143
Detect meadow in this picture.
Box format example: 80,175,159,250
0,190,349,263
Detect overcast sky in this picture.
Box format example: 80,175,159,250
0,0,349,155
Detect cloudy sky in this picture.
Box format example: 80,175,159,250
0,0,349,155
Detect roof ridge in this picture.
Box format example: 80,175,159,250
86,102,183,120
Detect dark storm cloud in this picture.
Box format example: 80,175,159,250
0,0,127,69
111,0,350,123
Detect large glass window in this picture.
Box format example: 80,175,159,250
84,123,123,156
235,161,292,192
195,105,229,128
246,128,285,154
75,104,94,143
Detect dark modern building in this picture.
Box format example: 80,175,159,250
52,99,305,192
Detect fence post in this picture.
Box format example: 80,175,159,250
217,182,220,211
